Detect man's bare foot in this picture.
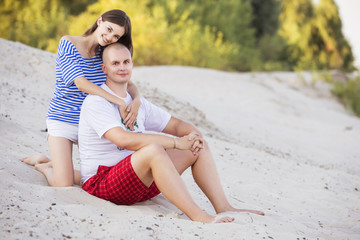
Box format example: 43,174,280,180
34,162,52,175
234,209,265,216
192,213,235,223
218,206,265,216
211,216,235,224
21,154,50,166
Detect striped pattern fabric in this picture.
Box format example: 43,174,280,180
47,40,106,125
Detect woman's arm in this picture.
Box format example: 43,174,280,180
124,80,141,130
127,80,140,100
74,77,127,118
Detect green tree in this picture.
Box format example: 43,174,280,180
0,0,355,72
315,0,354,70
0,0,69,52
68,0,235,69
278,0,354,70
146,0,260,70
249,0,288,70
250,0,281,39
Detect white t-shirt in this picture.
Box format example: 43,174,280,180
79,84,171,183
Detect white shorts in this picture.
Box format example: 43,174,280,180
46,119,78,144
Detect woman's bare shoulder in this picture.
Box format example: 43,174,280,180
60,35,82,45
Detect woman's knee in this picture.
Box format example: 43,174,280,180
53,179,73,187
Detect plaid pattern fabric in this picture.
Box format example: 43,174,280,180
82,154,160,205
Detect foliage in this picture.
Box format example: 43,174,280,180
250,0,281,39
0,0,68,51
320,73,360,117
67,0,236,70
279,0,355,71
171,0,259,71
333,77,360,116
0,0,356,72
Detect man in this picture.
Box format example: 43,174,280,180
79,43,264,223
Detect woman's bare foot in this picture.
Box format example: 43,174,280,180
34,162,52,175
21,154,50,166
218,206,265,216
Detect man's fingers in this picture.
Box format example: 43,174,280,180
192,140,205,152
192,146,202,155
188,132,200,140
191,140,199,150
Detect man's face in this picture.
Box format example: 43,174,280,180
102,45,133,84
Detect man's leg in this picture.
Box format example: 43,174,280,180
130,143,234,223
166,143,264,215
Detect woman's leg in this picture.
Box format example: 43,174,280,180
166,143,264,216
21,154,50,165
130,144,234,223
35,136,75,187
21,147,81,186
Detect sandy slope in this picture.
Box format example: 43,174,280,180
1,38,359,240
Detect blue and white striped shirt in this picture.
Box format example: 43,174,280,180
47,40,106,124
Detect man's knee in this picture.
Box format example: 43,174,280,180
143,143,167,158
196,141,209,157
202,141,209,150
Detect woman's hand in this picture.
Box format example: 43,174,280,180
123,98,141,131
116,99,128,122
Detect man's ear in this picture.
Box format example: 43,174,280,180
101,64,107,74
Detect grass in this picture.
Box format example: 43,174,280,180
320,71,360,117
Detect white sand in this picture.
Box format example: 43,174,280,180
1,38,359,240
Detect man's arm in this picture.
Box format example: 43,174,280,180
162,117,202,138
162,117,204,155
103,126,198,152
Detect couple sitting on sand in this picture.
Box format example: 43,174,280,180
22,10,264,223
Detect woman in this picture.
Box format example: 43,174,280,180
22,9,140,187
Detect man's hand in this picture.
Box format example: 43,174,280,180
187,131,204,155
123,98,140,131
175,133,204,155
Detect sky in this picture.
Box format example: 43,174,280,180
334,0,360,69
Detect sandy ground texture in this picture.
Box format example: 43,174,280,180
1,38,359,240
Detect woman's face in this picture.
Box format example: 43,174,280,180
96,18,125,46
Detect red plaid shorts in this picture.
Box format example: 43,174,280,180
82,154,160,205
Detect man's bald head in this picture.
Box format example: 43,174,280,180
101,42,133,88
102,42,132,65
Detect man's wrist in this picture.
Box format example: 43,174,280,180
173,137,177,149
